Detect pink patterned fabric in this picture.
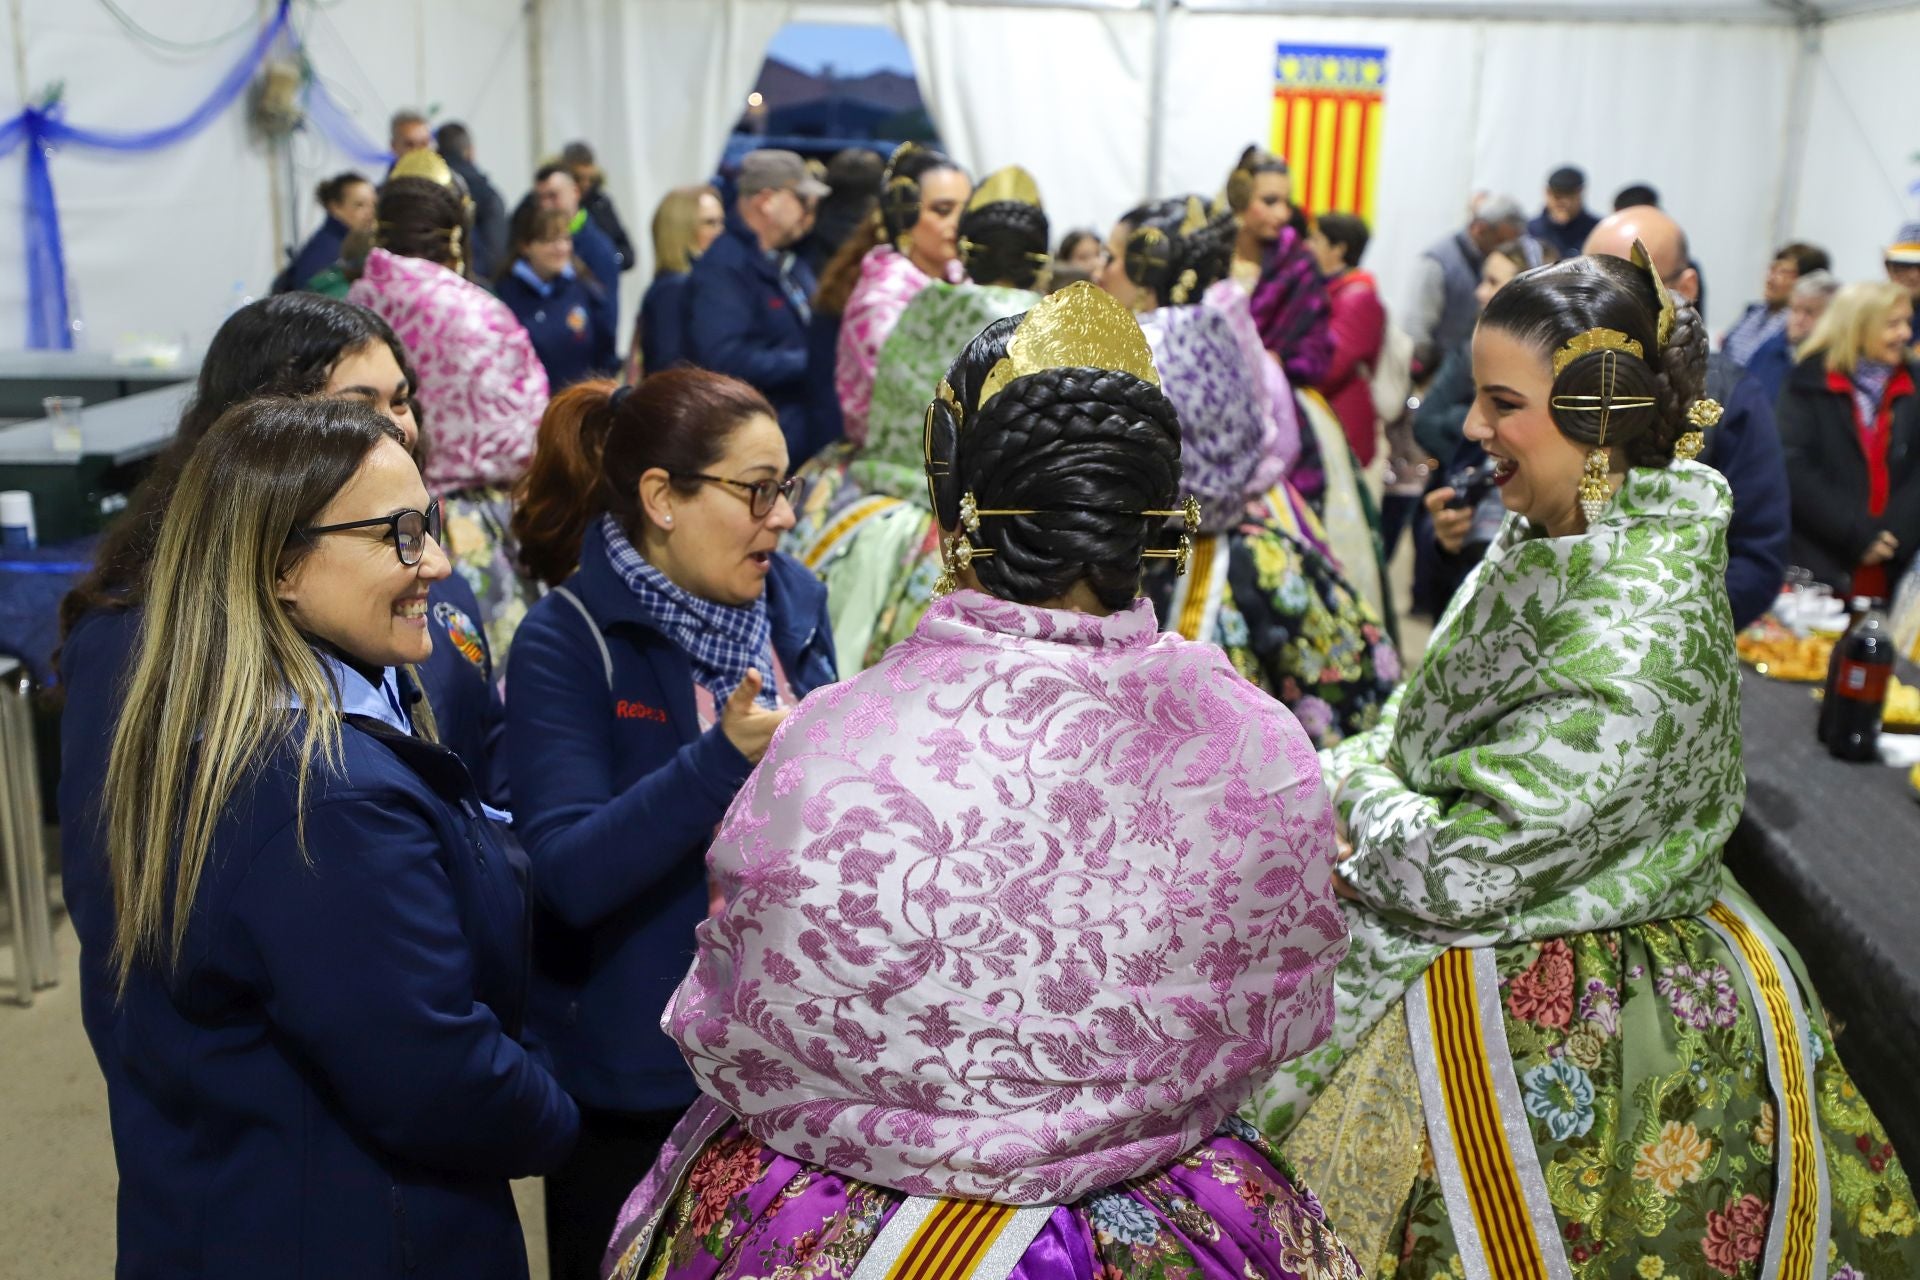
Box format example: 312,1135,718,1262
350,247,549,494
1204,279,1299,490
834,246,964,445
666,590,1347,1205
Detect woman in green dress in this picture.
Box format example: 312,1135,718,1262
1253,248,1919,1279
785,168,1049,668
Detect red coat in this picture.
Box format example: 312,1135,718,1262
1317,270,1387,464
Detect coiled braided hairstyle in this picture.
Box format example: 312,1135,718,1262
925,309,1184,612
374,176,471,275
1479,252,1707,468
1121,196,1237,309
959,198,1051,291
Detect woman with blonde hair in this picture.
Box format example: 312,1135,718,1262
89,396,576,1276
1777,278,1920,596
637,185,724,377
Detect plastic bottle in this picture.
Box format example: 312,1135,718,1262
1827,603,1895,763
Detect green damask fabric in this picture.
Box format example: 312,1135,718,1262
1253,462,1919,1277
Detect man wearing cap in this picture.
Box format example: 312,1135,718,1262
1887,223,1920,351
1527,165,1600,260
685,149,826,458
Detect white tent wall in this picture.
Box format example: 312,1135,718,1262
0,0,532,356
1163,10,1797,332
1791,5,1920,284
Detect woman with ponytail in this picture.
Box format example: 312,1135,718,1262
505,369,836,1280
351,161,550,662
819,144,971,444
1253,250,1920,1279
600,283,1359,1280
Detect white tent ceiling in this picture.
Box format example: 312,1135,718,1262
2,0,1917,352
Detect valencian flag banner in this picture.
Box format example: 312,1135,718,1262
1270,44,1387,224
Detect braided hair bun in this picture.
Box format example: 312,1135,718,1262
1479,252,1707,467
959,199,1051,291
926,311,1184,611
374,176,470,273
879,146,963,246
1122,196,1237,309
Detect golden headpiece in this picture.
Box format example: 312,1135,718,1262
1629,239,1677,351
975,281,1161,411
390,148,455,188
1551,328,1643,376
967,165,1042,213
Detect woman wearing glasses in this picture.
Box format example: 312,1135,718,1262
507,368,837,1280
92,397,577,1277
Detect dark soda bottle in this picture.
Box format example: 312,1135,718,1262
1827,604,1895,762
1819,596,1877,745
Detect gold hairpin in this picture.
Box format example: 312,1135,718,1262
1552,327,1643,375
1141,536,1194,575
959,491,1199,537
1629,240,1678,350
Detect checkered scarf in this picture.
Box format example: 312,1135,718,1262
600,513,776,708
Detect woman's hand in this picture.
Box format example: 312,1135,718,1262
720,669,788,765
1425,487,1473,555
1864,530,1900,565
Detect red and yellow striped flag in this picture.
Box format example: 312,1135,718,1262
1270,45,1388,224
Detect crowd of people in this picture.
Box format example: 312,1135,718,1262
50,102,1920,1280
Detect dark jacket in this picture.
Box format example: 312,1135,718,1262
417,570,510,808
496,262,618,391
271,214,348,295
60,616,577,1279
803,309,846,466
447,154,509,283
571,215,623,342
685,223,818,459
60,580,510,1105
1526,207,1599,261
582,184,635,273
1411,341,1476,466
505,520,836,1112
1702,353,1792,630
637,270,693,375
1744,327,1796,410
1776,352,1920,591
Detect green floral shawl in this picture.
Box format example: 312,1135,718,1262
1253,461,1746,1132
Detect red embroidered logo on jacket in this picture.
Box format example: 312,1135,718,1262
616,700,668,723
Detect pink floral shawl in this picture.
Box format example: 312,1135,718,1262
666,591,1347,1205
835,245,965,445
349,247,548,493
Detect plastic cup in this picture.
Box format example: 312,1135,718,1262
43,396,84,455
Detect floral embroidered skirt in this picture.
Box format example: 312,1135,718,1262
604,1106,1362,1280
1280,916,1919,1279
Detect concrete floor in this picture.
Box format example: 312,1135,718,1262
0,902,550,1279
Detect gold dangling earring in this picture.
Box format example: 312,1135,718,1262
933,535,959,597
1579,446,1611,524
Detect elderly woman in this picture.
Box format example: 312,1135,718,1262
1254,249,1919,1279
1777,279,1920,599
600,282,1358,1280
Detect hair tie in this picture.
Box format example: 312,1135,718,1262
609,383,635,411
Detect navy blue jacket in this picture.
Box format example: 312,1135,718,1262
1744,327,1796,409
1703,352,1792,629
60,619,577,1278
572,215,622,342
271,214,348,295
417,571,510,807
1526,208,1599,262
803,310,846,466
496,262,618,391
685,222,818,459
505,519,836,1112
638,270,693,375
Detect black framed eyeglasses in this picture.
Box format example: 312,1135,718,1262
299,498,442,567
672,473,804,520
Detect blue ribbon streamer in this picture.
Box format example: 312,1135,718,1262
0,0,394,349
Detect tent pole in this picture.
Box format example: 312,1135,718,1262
1772,15,1820,243
1146,0,1172,199
526,0,546,164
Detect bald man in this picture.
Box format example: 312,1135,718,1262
1584,207,1789,629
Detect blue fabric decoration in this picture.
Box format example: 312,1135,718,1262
0,0,393,348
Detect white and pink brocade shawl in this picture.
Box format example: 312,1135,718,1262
666,590,1347,1204
835,245,965,446
349,247,548,494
